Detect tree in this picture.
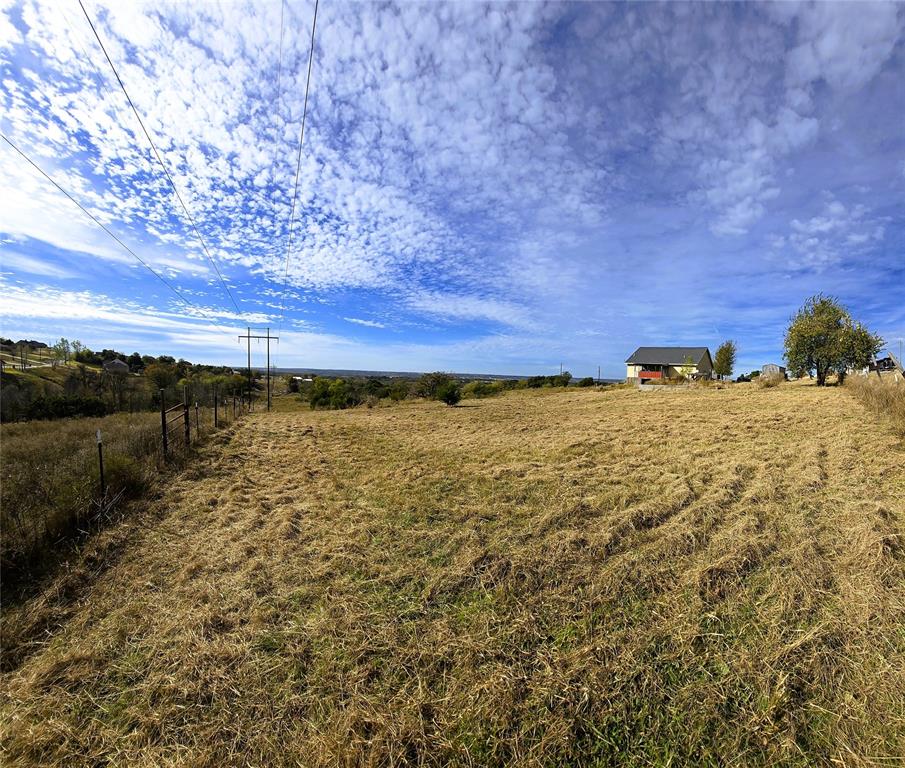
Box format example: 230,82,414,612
784,295,882,386
837,321,882,384
52,337,71,364
714,340,736,379
127,352,144,372
144,362,178,391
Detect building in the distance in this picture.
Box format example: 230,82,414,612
762,363,786,377
625,346,713,383
103,358,130,375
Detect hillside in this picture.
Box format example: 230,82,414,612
1,383,903,766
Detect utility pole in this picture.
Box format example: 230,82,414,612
237,327,280,411
246,325,251,409
266,327,271,411
597,365,601,385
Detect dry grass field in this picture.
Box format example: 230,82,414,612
1,382,903,766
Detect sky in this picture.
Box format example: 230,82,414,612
0,0,903,377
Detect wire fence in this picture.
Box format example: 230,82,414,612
1,385,251,582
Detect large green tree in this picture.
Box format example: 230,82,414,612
784,295,882,386
714,340,737,379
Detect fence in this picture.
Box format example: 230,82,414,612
1,385,252,579
157,385,248,461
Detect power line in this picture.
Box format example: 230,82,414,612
77,0,243,317
2,132,197,310
276,0,320,349
2,133,244,341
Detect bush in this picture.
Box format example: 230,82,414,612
577,377,595,387
388,381,411,402
415,372,454,399
25,395,108,420
436,381,461,406
462,380,504,399
309,378,365,410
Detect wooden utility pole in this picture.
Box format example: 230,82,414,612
237,327,279,411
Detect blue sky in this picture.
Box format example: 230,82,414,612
1,1,903,377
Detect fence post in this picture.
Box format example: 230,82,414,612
160,389,168,459
233,395,237,419
195,401,199,436
214,388,218,428
96,429,105,499
183,386,190,446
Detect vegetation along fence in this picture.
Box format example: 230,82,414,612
1,384,249,582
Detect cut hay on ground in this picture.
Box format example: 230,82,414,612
1,383,903,766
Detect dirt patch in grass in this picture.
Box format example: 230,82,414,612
1,383,903,766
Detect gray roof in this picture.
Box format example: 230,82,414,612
625,346,711,365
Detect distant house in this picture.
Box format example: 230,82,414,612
869,357,896,373
103,359,129,375
625,347,713,382
762,363,786,377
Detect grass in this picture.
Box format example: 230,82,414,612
845,373,905,438
1,382,903,766
0,394,239,580
0,412,160,575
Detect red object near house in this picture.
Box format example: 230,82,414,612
640,370,662,379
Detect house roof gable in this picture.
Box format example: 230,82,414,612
625,346,712,366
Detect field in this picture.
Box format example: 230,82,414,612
1,383,903,766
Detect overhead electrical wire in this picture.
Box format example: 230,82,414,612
2,133,242,336
77,0,244,318
276,0,320,353
269,0,288,371
2,133,196,309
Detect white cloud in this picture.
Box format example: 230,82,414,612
778,2,903,91
405,291,537,331
343,316,384,328
0,249,77,278
781,195,887,266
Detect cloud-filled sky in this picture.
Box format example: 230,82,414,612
1,0,903,376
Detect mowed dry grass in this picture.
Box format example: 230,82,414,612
1,383,903,766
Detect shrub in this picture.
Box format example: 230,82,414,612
462,380,504,399
577,377,595,387
388,381,411,402
436,381,461,406
25,395,108,420
415,372,454,399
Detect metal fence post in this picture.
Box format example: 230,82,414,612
214,388,218,428
195,401,199,435
96,429,105,499
160,389,168,459
183,386,190,446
